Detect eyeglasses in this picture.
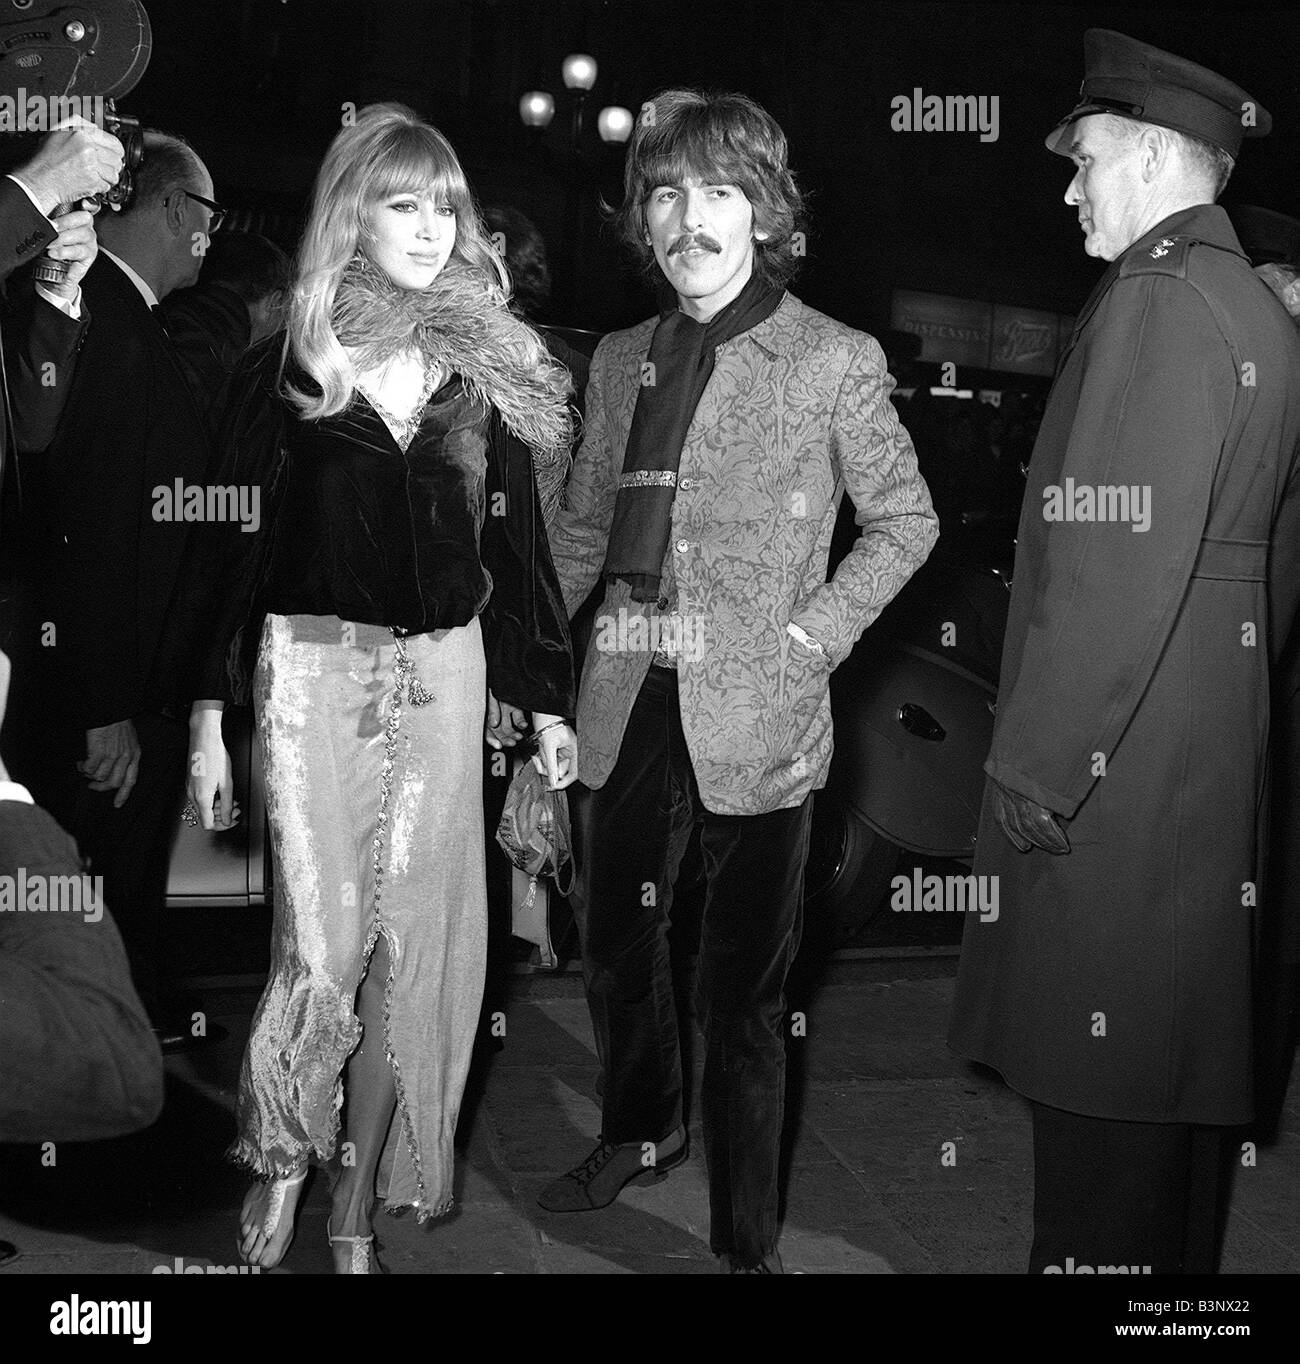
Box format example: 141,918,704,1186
179,189,227,234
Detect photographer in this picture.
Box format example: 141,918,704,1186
0,119,123,884
0,118,123,520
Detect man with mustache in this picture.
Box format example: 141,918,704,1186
534,88,936,1271
948,31,1300,1273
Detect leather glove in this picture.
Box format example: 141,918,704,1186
991,778,1070,855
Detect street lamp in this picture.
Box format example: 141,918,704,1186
597,106,634,143
560,53,597,92
560,53,597,145
519,91,556,129
517,55,630,322
520,53,628,151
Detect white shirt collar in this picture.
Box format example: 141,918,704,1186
0,780,34,805
100,247,160,310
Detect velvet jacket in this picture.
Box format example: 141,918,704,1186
159,337,574,719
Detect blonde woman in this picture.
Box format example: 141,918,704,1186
178,104,577,1272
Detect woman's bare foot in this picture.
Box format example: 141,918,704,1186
238,1167,308,1268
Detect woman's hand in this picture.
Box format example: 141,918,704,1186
530,712,577,791
188,703,241,830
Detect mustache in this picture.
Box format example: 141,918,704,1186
669,234,722,256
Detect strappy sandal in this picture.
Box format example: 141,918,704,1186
327,1218,386,1274
239,1165,308,1269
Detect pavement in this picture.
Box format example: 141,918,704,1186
0,951,1296,1276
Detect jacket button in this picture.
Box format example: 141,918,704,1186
656,596,669,609
678,477,692,490
675,539,690,553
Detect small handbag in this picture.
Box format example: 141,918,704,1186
495,757,576,921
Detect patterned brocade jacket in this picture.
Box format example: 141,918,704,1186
547,291,939,816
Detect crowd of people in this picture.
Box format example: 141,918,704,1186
0,23,1298,1280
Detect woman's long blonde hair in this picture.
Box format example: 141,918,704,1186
283,103,514,420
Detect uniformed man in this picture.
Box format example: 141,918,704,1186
948,29,1300,1274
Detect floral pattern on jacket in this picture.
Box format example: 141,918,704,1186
548,292,938,815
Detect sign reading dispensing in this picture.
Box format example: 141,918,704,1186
892,289,1074,378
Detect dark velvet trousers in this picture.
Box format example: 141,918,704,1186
571,666,811,1266
1029,1101,1225,1275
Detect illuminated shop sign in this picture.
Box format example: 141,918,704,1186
892,289,1075,378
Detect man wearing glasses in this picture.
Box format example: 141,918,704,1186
178,188,227,238
6,131,223,1053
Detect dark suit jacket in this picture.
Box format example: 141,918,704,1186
0,177,54,283
0,177,89,563
25,253,211,731
0,797,163,1141
158,279,251,440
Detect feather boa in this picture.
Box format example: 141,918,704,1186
331,257,573,463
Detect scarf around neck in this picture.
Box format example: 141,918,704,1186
602,273,786,601
331,256,573,464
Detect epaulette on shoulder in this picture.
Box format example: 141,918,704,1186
1119,235,1193,280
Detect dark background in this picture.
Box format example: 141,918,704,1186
115,0,1298,335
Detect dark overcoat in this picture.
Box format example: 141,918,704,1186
948,205,1300,1125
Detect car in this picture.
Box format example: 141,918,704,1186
803,517,1011,944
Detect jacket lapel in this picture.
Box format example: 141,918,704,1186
685,292,798,447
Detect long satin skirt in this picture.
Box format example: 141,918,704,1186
228,612,487,1220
